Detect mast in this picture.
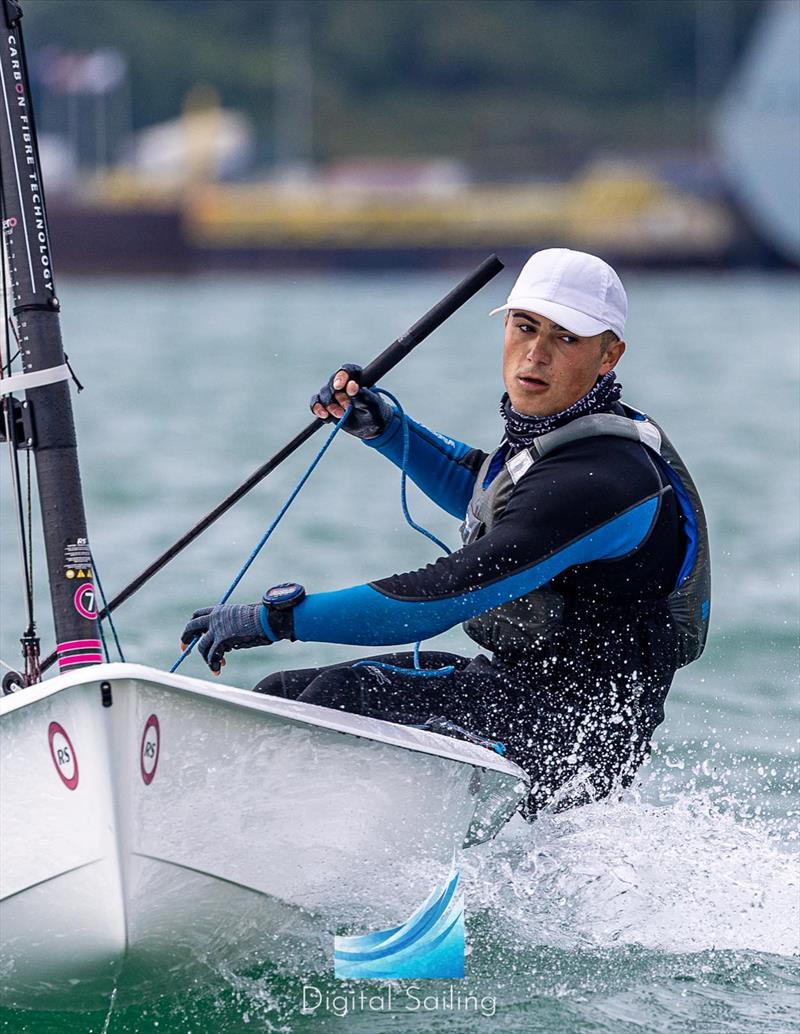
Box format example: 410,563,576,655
0,0,101,681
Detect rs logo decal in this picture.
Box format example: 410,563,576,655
140,714,160,785
48,722,79,790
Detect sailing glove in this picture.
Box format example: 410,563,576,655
309,363,393,440
181,603,273,674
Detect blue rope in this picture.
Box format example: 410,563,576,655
353,388,454,679
354,658,455,678
373,388,452,557
171,389,454,679
96,598,110,663
171,407,353,672
90,552,126,663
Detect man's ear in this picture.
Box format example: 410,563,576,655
600,338,626,374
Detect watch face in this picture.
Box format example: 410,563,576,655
265,582,304,607
270,583,298,599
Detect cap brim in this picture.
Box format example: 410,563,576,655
489,298,611,337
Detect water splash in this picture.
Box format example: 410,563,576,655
460,771,798,958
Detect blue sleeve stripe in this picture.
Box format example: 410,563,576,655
292,495,660,646
652,454,698,587
364,411,478,519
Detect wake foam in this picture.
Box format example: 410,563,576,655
459,776,798,958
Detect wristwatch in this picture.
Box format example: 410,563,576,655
262,582,306,640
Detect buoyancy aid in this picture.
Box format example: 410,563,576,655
460,406,711,669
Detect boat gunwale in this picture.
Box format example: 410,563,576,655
0,661,529,782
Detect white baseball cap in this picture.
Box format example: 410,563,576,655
490,248,627,339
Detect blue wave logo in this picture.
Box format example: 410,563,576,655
334,864,465,980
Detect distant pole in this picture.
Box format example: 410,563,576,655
273,0,314,174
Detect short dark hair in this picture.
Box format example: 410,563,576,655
600,329,619,352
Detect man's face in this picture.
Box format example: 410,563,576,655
502,310,626,417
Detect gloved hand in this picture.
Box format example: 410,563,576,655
180,603,272,675
309,363,393,440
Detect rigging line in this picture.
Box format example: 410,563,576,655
170,406,353,672
25,448,33,615
2,346,19,373
0,657,19,673
0,235,11,374
63,353,84,393
0,220,36,634
3,312,20,370
91,555,125,662
1,390,34,631
2,414,35,631
96,599,111,664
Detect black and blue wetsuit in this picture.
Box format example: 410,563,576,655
256,402,695,817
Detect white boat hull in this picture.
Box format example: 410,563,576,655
0,662,527,1008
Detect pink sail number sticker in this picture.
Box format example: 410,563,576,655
48,722,79,790
140,714,160,785
73,582,96,620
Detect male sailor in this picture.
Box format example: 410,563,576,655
181,248,710,817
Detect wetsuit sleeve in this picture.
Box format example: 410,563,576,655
290,439,668,646
363,409,485,519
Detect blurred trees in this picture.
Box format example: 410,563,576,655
24,0,763,175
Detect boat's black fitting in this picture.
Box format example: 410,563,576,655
2,0,22,31
13,302,61,315
2,670,23,695
20,630,41,686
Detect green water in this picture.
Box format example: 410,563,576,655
1,271,798,1033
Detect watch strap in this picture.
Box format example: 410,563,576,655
264,602,298,642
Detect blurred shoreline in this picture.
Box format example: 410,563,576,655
48,171,789,276
36,1,798,275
